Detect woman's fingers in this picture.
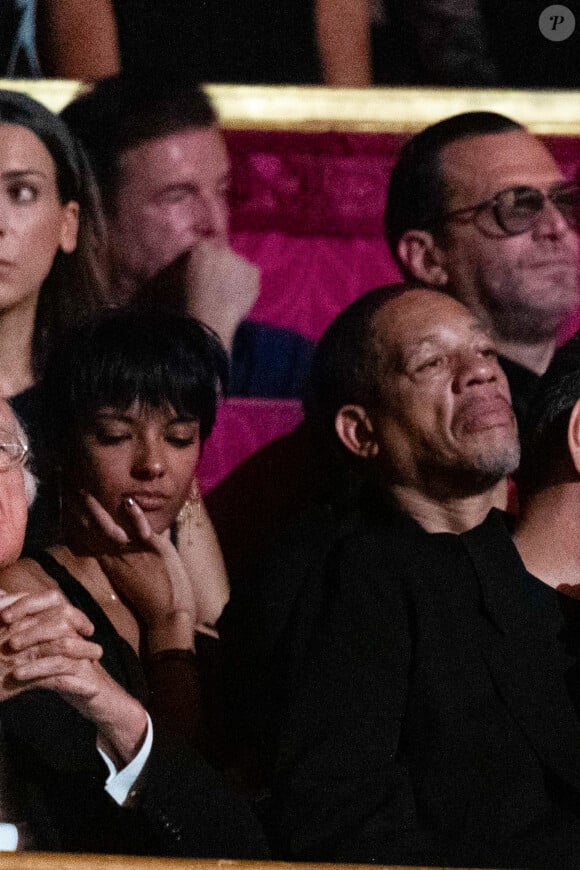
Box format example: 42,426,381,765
83,492,130,546
82,492,154,548
123,498,153,543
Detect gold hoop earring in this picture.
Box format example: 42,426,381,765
176,480,202,544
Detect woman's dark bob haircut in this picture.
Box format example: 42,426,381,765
41,307,229,459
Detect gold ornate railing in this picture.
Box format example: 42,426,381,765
0,856,494,870
0,80,579,135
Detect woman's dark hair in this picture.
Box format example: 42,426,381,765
0,89,110,378
41,307,229,465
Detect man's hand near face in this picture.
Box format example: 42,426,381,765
184,241,260,354
144,242,260,355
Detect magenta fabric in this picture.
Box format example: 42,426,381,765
197,398,303,493
226,130,580,341
227,130,404,340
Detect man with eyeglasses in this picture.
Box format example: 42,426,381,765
385,111,580,427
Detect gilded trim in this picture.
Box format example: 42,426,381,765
2,80,580,136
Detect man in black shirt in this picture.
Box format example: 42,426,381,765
269,317,580,870
220,282,521,793
62,75,313,399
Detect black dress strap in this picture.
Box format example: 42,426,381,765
31,550,147,702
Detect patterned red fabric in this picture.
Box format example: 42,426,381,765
227,130,404,340
226,130,580,341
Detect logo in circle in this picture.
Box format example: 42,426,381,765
539,4,576,40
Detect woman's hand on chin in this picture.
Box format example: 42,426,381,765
82,493,197,653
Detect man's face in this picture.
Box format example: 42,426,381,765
371,290,519,495
107,126,230,292
434,131,579,343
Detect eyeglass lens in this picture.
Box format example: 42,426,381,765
0,430,25,470
494,186,580,234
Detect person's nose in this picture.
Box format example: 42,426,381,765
131,437,166,479
0,197,10,235
197,194,228,242
532,195,571,239
452,349,498,393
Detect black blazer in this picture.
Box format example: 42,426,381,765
220,485,405,777
271,509,580,869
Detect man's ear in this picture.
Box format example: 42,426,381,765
397,230,448,287
567,399,580,475
335,405,379,459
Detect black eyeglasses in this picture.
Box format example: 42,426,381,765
437,182,580,237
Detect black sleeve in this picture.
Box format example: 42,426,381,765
137,735,270,859
219,502,345,776
269,533,427,864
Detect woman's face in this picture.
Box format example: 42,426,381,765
79,401,201,535
0,123,79,313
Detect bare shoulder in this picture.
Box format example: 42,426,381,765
0,558,56,595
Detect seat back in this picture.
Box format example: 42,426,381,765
197,398,304,493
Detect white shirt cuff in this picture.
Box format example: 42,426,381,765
97,713,153,806
0,824,18,851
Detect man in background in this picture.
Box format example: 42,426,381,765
62,75,313,398
385,111,580,425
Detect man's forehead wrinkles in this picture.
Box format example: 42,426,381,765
468,320,492,337
402,320,486,346
402,334,444,352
